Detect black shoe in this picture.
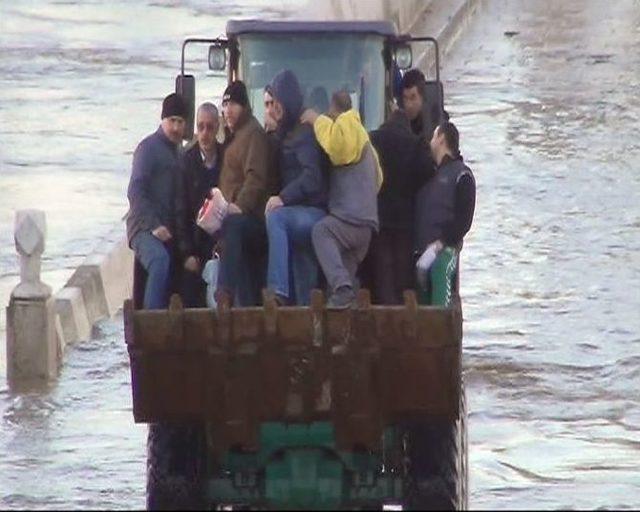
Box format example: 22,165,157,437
327,286,355,309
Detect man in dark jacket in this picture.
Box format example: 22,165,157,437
126,93,186,309
415,121,476,286
176,102,224,307
264,70,327,305
401,68,449,140
217,81,273,307
366,109,435,304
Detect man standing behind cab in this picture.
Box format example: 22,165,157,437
367,109,435,304
126,93,187,310
176,102,224,307
401,68,449,139
264,70,327,306
217,81,272,306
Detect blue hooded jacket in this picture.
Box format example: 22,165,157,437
270,70,327,207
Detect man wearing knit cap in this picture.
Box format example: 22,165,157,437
126,92,187,309
264,69,327,306
216,80,273,306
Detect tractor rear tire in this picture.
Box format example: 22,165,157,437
403,383,468,510
146,422,207,511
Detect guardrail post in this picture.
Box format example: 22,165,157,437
6,210,59,383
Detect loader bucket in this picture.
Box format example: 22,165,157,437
124,285,462,453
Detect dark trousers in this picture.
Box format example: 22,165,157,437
312,215,372,294
180,270,207,308
368,228,415,305
217,213,267,307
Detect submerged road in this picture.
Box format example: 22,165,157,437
1,0,639,509
442,0,640,508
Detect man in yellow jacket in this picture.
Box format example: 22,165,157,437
301,92,382,308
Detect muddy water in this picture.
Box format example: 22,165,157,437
444,0,640,508
1,0,639,509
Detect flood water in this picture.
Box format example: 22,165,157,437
1,0,640,509
447,0,640,508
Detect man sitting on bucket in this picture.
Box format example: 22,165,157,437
126,92,187,310
264,70,327,306
176,102,224,308
302,91,383,308
215,81,273,307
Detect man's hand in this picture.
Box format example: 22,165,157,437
184,256,201,273
300,108,319,125
264,113,278,133
152,226,172,242
227,203,242,215
265,195,284,215
389,99,399,113
415,240,444,289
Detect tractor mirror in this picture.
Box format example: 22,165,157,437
394,44,413,70
175,74,196,141
208,45,227,71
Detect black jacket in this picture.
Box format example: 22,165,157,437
176,141,224,263
370,111,436,231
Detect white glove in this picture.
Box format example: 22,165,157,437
416,241,444,289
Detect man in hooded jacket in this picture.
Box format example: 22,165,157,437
264,70,327,305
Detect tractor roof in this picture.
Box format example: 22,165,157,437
226,20,398,38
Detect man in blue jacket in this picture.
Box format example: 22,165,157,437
264,70,327,305
126,93,187,309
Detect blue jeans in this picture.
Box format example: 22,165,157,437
131,231,172,310
266,206,326,305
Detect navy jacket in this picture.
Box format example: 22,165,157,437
126,126,182,246
278,124,328,207
270,70,327,208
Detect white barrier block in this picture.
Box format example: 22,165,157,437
55,286,92,346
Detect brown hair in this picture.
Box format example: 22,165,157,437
331,90,352,114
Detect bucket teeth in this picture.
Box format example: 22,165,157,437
356,289,371,308
216,289,233,310
403,290,418,310
169,293,184,311
262,289,278,339
310,288,325,310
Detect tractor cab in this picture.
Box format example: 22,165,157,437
176,20,445,138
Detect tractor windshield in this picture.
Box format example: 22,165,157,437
238,33,386,131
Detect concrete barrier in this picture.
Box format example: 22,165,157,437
408,0,480,76
55,286,91,347
303,0,480,77
304,0,434,31
54,223,133,347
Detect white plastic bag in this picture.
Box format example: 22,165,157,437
202,256,220,308
416,242,441,289
196,187,228,236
